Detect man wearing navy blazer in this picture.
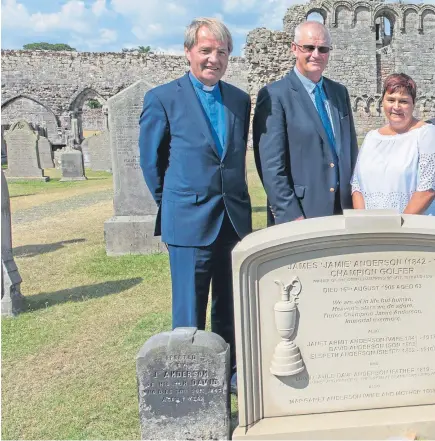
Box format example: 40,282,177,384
139,18,251,374
253,21,358,225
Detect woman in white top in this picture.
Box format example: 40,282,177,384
351,73,435,215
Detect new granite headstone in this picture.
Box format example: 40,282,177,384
137,327,230,440
232,210,435,440
88,131,112,172
104,80,165,255
4,120,48,181
37,135,55,169
1,170,24,316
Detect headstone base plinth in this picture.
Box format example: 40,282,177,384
59,176,87,182
233,405,435,440
5,176,49,182
104,215,166,256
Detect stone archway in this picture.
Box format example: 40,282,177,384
1,95,61,144
68,88,107,140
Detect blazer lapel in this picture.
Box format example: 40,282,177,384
219,81,235,162
286,70,333,155
177,73,220,157
323,79,341,156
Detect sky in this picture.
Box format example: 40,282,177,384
0,0,302,56
1,0,433,56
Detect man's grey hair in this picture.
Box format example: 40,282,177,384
184,17,233,54
294,21,332,46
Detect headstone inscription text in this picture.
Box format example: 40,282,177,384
141,354,224,415
259,250,435,416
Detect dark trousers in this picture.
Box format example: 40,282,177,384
167,211,239,369
334,187,343,214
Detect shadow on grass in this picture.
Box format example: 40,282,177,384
86,177,111,180
25,277,143,311
252,205,266,213
10,193,36,198
14,238,86,258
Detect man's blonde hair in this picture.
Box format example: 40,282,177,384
184,17,233,54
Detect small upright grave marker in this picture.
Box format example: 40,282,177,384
60,136,86,181
37,135,55,169
136,327,230,440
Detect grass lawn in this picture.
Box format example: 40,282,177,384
1,153,266,440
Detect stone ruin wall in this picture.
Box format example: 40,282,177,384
1,0,435,141
1,50,247,144
246,0,435,135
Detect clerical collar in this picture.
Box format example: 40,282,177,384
189,72,217,92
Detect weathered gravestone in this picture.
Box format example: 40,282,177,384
4,120,48,181
80,138,91,168
137,327,231,440
1,125,8,165
1,170,24,316
104,80,165,255
88,131,112,172
60,144,87,181
232,210,435,440
37,135,55,169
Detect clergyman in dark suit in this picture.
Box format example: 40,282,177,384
139,18,252,374
253,21,358,225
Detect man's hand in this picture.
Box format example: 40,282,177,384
294,216,304,221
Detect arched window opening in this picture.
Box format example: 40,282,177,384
375,15,393,48
306,11,326,24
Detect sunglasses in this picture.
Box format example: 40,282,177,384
293,43,332,54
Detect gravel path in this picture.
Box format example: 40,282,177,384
12,189,113,225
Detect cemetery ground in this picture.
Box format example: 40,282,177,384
1,152,266,440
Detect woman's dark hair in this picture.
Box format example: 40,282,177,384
382,73,417,103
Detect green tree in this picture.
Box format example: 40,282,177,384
122,46,151,53
23,42,76,51
138,45,151,53
86,99,103,109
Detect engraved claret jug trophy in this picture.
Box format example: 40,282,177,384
270,277,305,377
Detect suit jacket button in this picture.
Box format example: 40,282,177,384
223,192,226,196
220,163,225,168
330,188,334,192
330,163,335,168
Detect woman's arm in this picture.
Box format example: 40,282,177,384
352,191,365,209
404,190,435,214
411,125,435,214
